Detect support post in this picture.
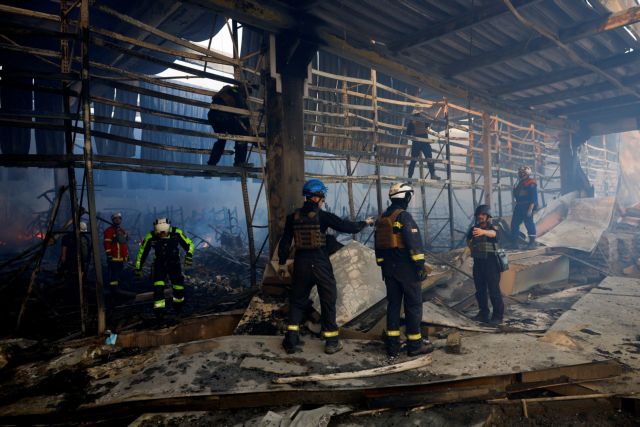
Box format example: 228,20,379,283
371,69,383,215
468,117,477,210
80,0,105,334
265,34,316,255
61,0,86,334
419,158,429,248
495,118,502,218
444,99,454,248
481,112,492,207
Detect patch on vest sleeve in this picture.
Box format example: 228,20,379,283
411,228,419,233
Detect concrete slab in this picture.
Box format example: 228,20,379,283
537,196,615,252
544,276,640,395
500,254,569,295
311,241,387,326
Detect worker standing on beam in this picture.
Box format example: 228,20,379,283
103,212,129,289
375,183,434,357
511,165,538,249
279,179,374,355
206,84,252,167
406,109,440,180
135,218,194,317
467,205,504,325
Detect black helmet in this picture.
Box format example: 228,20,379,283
474,204,492,218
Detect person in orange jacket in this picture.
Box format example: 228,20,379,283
103,212,129,288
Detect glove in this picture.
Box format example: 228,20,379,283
365,216,375,226
135,269,143,279
185,253,193,266
417,268,429,282
278,264,288,279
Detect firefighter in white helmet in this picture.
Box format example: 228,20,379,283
374,183,433,357
135,218,194,317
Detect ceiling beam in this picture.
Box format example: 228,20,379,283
186,0,570,128
517,73,640,107
582,108,640,135
552,94,639,116
444,6,640,76
388,0,542,52
492,50,640,96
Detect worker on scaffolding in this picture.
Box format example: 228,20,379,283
206,84,252,167
375,183,434,357
511,165,538,249
406,109,440,180
467,204,504,325
103,212,129,288
135,218,194,317
279,179,375,355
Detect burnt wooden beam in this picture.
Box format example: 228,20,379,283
492,50,640,96
389,0,542,52
445,6,640,76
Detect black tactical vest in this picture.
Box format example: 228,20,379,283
292,209,326,250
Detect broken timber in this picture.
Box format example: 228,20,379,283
273,354,433,384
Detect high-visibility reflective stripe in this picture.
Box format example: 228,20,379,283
392,221,403,228
386,330,401,337
287,325,299,331
109,281,118,286
407,333,422,340
411,253,425,261
173,297,185,303
175,227,195,254
153,280,165,286
136,232,153,269
376,258,384,263
154,299,166,309
322,330,339,338
172,284,185,290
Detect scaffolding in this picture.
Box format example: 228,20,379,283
0,2,619,334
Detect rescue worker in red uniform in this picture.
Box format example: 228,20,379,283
103,212,129,288
375,183,433,357
135,218,194,316
406,110,440,180
467,204,504,325
207,84,251,167
511,165,538,249
279,179,374,355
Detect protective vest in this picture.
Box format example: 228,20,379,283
292,209,326,250
104,226,129,262
409,119,428,137
375,209,406,250
470,234,498,259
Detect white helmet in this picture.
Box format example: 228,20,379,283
389,183,414,200
154,217,171,234
79,222,88,232
111,212,122,221
518,165,532,177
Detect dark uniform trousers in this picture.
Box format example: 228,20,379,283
472,255,503,319
407,141,436,179
511,203,536,242
152,261,185,311
383,270,423,336
288,253,338,335
207,110,249,166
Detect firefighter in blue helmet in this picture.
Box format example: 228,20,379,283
135,218,194,316
511,165,538,249
375,183,434,357
279,179,375,355
467,204,504,325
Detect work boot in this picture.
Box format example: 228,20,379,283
282,331,303,354
324,338,343,355
472,312,490,323
384,335,401,358
527,237,537,249
431,174,441,180
489,316,503,326
407,339,435,357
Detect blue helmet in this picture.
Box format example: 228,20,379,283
302,179,328,198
